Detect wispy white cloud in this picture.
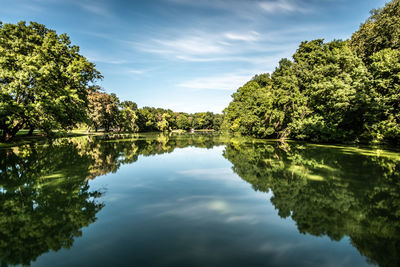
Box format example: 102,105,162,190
177,168,238,182
129,69,146,75
173,55,257,63
135,33,278,63
225,215,260,224
164,0,314,15
140,35,227,56
19,3,44,12
224,31,260,42
134,24,321,64
75,0,112,17
86,54,127,65
158,37,223,54
142,195,271,225
177,73,253,91
258,0,310,14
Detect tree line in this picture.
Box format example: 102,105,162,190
223,0,400,144
0,21,222,142
86,87,223,133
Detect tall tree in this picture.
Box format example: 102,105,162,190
364,48,400,143
119,101,139,132
350,0,400,62
290,39,370,142
87,89,119,132
270,58,308,139
176,113,191,130
223,79,275,138
0,21,101,141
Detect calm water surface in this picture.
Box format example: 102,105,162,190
1,133,399,267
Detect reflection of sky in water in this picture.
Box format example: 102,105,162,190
33,146,370,267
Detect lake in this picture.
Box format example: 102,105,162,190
0,133,399,267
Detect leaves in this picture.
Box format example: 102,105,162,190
0,21,101,141
223,0,400,144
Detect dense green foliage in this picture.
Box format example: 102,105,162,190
222,78,274,137
134,107,222,132
224,0,400,144
350,0,400,62
0,21,102,142
87,98,223,133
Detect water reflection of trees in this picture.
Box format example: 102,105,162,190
2,133,399,266
223,141,400,267
0,133,224,266
0,142,104,266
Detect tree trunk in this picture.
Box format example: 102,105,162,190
28,125,34,136
2,127,20,142
2,132,12,142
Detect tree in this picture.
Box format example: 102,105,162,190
364,48,400,143
350,0,400,62
348,0,400,143
203,112,214,129
223,78,276,138
0,21,101,141
156,113,171,132
87,89,119,132
191,113,205,130
176,113,191,130
212,114,224,131
119,101,139,132
290,39,370,142
137,107,156,132
223,40,370,142
270,58,308,139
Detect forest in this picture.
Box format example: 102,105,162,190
223,0,400,144
1,0,399,143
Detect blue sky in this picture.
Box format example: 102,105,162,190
1,0,386,113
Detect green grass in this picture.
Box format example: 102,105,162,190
15,129,42,136
0,129,98,149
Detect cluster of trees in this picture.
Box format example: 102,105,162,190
136,108,223,132
223,0,400,144
0,21,223,142
86,88,139,133
85,90,223,133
